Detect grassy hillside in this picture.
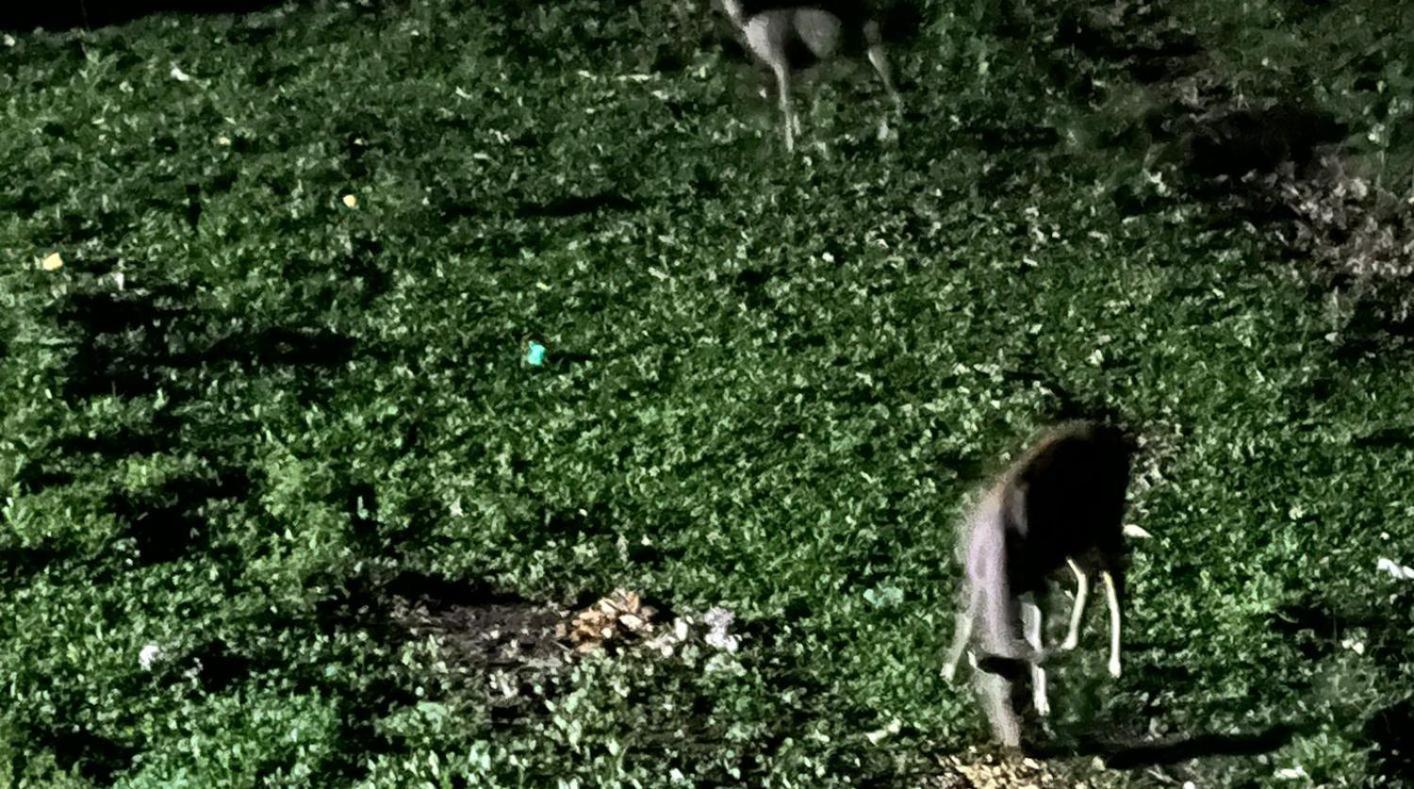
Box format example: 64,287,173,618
2,0,1412,785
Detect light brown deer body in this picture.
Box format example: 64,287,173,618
720,0,902,152
942,421,1140,747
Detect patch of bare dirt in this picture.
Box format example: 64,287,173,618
1269,155,1414,324
392,594,571,672
386,584,713,722
915,746,1082,788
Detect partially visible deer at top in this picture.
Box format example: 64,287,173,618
719,0,902,153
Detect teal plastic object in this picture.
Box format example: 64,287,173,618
525,341,546,366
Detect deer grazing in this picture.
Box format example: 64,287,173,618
719,0,902,153
941,421,1144,747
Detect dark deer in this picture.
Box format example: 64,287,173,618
942,421,1145,746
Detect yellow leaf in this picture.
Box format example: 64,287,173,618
342,194,358,208
40,252,64,271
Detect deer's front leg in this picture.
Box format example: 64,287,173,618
942,589,978,682
1061,558,1089,651
975,667,1021,747
1020,597,1048,717
863,21,902,118
1102,570,1122,678
770,62,795,153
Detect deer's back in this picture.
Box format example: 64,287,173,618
1004,423,1134,586
736,1,876,62
733,0,876,27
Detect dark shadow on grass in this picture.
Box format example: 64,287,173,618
10,463,76,494
186,639,255,694
317,676,420,783
0,544,66,590
1180,105,1347,183
1273,587,1414,671
46,728,136,785
343,235,393,305
1052,1,1205,84
969,124,1062,154
1272,599,1377,660
1351,427,1414,452
52,414,179,458
53,283,194,400
732,267,775,309
516,191,639,220
1032,724,1298,768
192,325,357,368
55,282,360,401
344,481,381,552
12,381,186,496
55,281,194,337
1366,698,1414,782
1329,310,1414,364
108,467,251,565
310,568,535,636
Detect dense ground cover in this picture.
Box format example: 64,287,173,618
2,0,1413,785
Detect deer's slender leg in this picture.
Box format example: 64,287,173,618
863,21,902,117
975,667,1020,747
1021,597,1048,717
1060,558,1089,651
770,60,795,153
1102,570,1122,678
942,588,978,682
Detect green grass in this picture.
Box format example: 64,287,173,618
2,0,1413,785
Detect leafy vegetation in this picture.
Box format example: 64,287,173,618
2,0,1412,785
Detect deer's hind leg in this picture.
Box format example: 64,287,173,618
863,20,902,117
771,62,797,152
942,586,979,682
744,15,798,153
974,664,1021,747
1061,558,1089,651
1102,569,1123,678
1020,595,1048,717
